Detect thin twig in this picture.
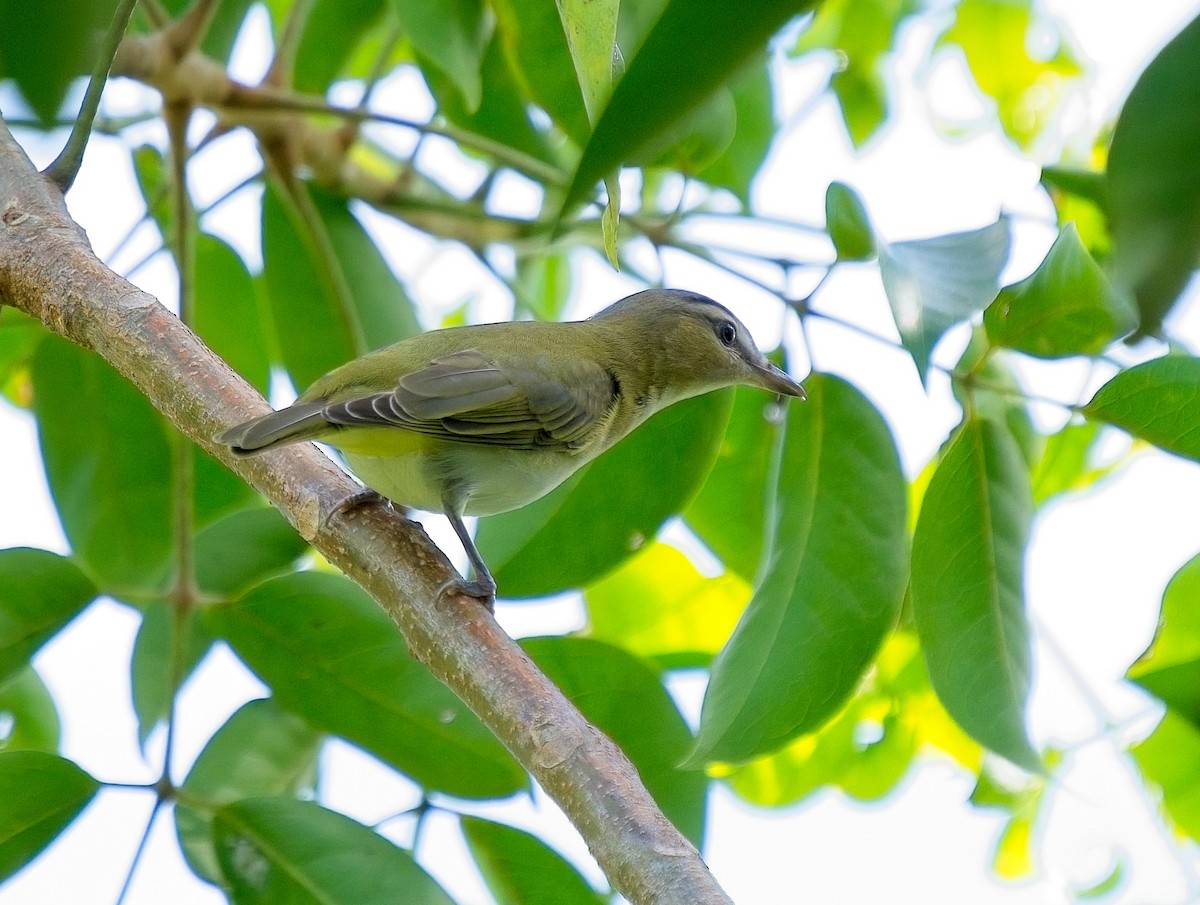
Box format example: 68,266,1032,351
113,799,165,905
44,0,140,190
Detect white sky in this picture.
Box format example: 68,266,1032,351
4,2,1200,903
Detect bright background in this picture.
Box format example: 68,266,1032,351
4,2,1200,902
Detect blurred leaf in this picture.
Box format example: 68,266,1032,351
795,0,920,146
1041,166,1106,210
194,507,309,599
1074,854,1126,900
195,234,270,394
1040,165,1110,259
1132,710,1200,840
158,0,256,61
512,251,571,321
478,390,733,598
130,601,214,748
178,699,320,884
294,0,387,93
1107,11,1200,338
206,572,525,799
32,337,174,594
262,183,420,389
586,542,749,669
825,182,876,261
1085,356,1200,463
461,816,606,905
214,798,454,905
0,0,113,126
491,0,589,143
696,58,775,203
970,768,1047,879
1031,420,1121,506
0,309,47,407
686,386,785,580
879,218,1011,381
523,636,706,845
984,224,1135,358
692,375,907,764
911,417,1040,772
952,330,1039,469
557,0,618,122
563,0,818,212
0,548,95,687
938,0,1082,149
0,668,60,753
1128,553,1200,725
393,0,491,111
0,751,98,881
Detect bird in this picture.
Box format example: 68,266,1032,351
216,288,806,605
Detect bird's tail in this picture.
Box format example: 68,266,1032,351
215,402,330,456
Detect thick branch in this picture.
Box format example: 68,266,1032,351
0,120,732,905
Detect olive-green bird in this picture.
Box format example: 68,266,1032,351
216,288,806,602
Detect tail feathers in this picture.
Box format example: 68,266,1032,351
216,402,331,456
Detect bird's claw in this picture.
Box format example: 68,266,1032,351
437,576,497,613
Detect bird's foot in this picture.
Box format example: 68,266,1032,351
437,576,497,613
325,487,389,528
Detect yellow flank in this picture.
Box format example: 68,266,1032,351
319,425,432,456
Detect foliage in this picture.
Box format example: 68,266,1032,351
3,0,1200,901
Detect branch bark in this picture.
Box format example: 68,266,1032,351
0,119,733,905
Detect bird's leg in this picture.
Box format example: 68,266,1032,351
439,507,497,611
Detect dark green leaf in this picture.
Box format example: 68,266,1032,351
1107,11,1200,337
214,798,454,905
193,445,257,529
523,637,706,845
636,88,738,176
984,224,1135,358
685,386,784,580
131,144,172,240
294,0,387,94
477,390,733,598
0,668,60,753
178,699,321,884
695,58,775,203
393,0,491,111
692,375,907,764
194,506,308,599
879,218,1011,381
462,816,606,905
0,0,113,126
825,182,876,262
130,601,214,747
1132,711,1200,840
0,548,95,686
1040,166,1106,210
262,183,421,389
32,336,174,594
0,751,98,881
1085,356,1200,462
911,417,1040,772
205,572,525,798
563,0,818,212
195,234,270,394
158,0,256,61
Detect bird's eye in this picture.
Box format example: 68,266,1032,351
715,320,737,346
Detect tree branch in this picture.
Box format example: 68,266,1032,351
0,119,732,905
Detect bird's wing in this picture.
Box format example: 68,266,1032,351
322,349,617,450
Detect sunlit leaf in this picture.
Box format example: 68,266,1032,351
1128,553,1200,725
462,816,607,905
0,308,47,407
0,668,59,753
1085,356,1200,463
825,181,876,261
0,751,98,881
0,548,95,687
692,375,907,764
911,417,1040,772
1031,420,1122,506
1132,710,1200,840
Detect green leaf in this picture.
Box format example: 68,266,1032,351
0,548,96,686
825,182,876,262
1085,356,1200,463
911,417,1040,772
205,572,525,799
1132,710,1200,840
952,330,1040,469
879,218,1011,381
0,668,60,753
794,0,919,147
557,0,619,122
194,506,309,599
477,390,733,598
130,601,214,747
158,0,256,61
195,234,270,394
984,224,1135,358
1127,553,1200,726
32,337,175,594
1107,11,1200,338
563,0,818,212
692,374,907,764
937,0,1082,150
1031,420,1121,506
294,0,387,94
0,308,47,407
586,542,749,669
461,816,606,905
261,183,421,390
177,699,321,884
685,385,785,580
0,751,98,881
394,0,491,111
523,636,707,845
695,58,776,203
214,798,454,905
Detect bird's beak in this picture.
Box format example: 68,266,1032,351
751,359,806,399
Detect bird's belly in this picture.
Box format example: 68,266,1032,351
340,441,583,517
